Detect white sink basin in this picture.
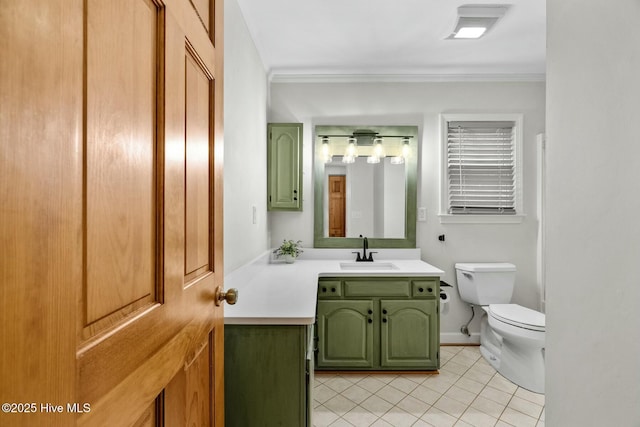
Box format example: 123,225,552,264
339,262,399,271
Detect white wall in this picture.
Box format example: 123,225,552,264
223,0,270,273
546,1,640,425
268,81,545,340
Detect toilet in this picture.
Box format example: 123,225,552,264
455,262,545,393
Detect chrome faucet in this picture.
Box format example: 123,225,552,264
353,235,376,262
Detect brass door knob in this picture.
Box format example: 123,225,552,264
215,286,238,306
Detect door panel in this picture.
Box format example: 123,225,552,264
185,47,213,282
0,0,225,425
84,0,160,333
165,333,214,426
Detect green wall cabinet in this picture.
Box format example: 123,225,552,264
316,277,440,371
267,123,302,211
225,324,313,427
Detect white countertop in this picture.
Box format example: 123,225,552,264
223,249,444,326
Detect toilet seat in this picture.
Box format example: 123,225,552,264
489,304,545,332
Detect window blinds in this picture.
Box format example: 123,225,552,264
447,121,516,214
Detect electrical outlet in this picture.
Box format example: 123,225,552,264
418,207,427,222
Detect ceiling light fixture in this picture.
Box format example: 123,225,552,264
448,5,509,40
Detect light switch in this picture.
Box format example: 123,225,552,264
418,207,427,222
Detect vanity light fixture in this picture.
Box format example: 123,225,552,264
319,131,413,164
447,5,509,39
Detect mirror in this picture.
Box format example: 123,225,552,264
314,125,418,248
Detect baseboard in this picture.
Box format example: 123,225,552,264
440,332,480,345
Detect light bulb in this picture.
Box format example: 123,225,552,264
373,137,384,158
402,138,411,158
345,137,357,158
321,137,331,163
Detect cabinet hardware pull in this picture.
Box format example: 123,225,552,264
368,309,373,314
382,318,387,323
331,288,336,292
368,318,372,323
427,288,433,293
418,287,424,292
382,309,387,314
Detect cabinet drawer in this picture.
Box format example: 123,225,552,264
344,280,410,297
412,280,438,298
318,280,342,297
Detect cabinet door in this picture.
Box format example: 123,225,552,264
268,123,302,211
317,300,374,368
380,300,439,369
225,325,308,427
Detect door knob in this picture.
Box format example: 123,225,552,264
215,286,238,306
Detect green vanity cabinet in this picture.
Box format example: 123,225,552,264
267,123,302,211
225,324,313,427
315,277,440,371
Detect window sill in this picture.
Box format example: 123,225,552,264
438,214,525,224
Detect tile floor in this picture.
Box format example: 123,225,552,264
313,345,545,427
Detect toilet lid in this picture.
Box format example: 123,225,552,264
489,304,545,331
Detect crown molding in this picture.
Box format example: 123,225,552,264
268,72,546,84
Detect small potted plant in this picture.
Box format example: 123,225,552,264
273,239,303,263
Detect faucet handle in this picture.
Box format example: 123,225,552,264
368,251,377,261
352,251,362,261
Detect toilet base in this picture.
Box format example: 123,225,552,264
479,310,545,394
496,343,545,394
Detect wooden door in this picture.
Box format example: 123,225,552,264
328,175,346,237
0,0,226,426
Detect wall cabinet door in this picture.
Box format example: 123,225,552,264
316,300,374,368
268,123,302,211
380,299,439,368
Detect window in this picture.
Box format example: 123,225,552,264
440,114,523,223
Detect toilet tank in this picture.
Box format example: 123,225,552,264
455,263,516,305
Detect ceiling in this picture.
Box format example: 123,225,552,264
235,0,546,81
